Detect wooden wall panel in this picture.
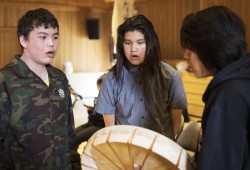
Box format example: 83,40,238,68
199,0,250,53
0,31,21,67
135,0,250,62
180,71,212,119
135,0,200,61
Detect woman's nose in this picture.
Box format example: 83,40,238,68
130,44,137,52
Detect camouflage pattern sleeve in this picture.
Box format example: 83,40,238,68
0,73,11,167
66,84,81,170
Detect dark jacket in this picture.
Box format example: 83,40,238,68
197,54,250,170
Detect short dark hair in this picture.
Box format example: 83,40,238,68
17,8,59,39
180,5,246,73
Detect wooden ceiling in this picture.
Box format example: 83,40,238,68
0,0,148,9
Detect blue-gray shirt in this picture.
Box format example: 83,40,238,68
95,61,187,139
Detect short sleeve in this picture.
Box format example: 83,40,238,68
95,73,116,114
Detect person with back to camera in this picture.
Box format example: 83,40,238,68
180,5,250,170
0,8,81,169
95,15,187,141
75,74,106,147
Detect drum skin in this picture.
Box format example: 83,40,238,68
81,125,194,170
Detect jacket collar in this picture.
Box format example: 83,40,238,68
10,55,35,78
10,55,61,79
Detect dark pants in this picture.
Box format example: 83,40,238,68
75,123,103,146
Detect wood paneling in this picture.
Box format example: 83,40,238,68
180,71,212,119
0,31,21,67
135,0,200,61
0,0,112,9
135,0,250,62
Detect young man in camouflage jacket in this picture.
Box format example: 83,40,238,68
0,8,81,169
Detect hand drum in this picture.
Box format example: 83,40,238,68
81,125,193,170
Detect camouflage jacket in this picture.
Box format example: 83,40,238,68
0,56,81,170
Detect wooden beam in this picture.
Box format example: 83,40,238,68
104,0,148,2
0,27,16,32
0,0,112,9
104,0,114,2
0,2,82,11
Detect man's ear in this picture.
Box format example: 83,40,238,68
19,35,28,48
